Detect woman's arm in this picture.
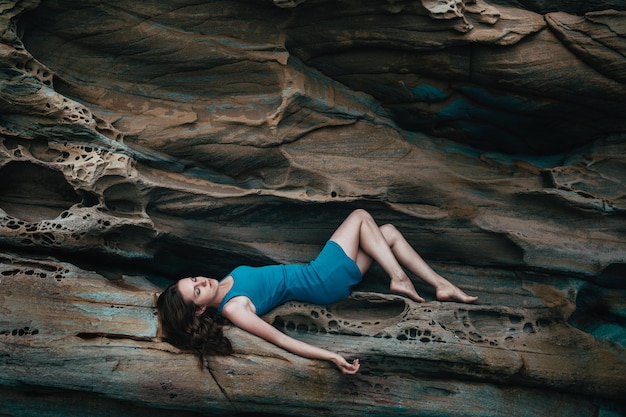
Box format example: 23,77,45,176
223,297,360,375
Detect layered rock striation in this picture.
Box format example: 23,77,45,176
0,0,625,416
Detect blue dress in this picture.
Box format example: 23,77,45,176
217,240,362,316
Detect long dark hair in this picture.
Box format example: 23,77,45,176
156,280,232,361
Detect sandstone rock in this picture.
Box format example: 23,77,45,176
546,10,626,84
0,0,625,416
1,252,625,416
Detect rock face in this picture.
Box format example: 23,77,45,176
0,1,625,416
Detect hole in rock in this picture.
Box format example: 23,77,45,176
0,161,81,222
103,182,141,216
468,310,514,334
569,283,626,347
523,323,535,333
77,189,99,207
597,263,626,289
331,298,406,321
27,138,70,163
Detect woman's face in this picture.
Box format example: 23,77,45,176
177,276,219,312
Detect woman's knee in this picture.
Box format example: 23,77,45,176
379,223,400,243
348,209,379,227
349,208,370,220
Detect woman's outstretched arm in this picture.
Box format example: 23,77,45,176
223,297,360,375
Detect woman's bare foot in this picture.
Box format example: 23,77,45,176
435,282,478,304
390,277,426,303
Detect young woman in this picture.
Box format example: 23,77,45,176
157,209,477,374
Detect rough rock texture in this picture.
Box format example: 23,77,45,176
0,0,625,416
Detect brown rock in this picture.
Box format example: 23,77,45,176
0,0,624,415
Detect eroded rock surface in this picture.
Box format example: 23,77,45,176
0,0,625,416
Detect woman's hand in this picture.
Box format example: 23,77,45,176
331,354,360,375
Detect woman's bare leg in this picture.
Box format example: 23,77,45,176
330,209,477,303
378,223,478,303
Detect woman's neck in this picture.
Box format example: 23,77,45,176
212,276,233,308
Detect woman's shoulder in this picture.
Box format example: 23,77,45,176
221,295,256,316
229,265,256,276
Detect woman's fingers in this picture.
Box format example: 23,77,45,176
340,358,360,375
331,354,360,374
